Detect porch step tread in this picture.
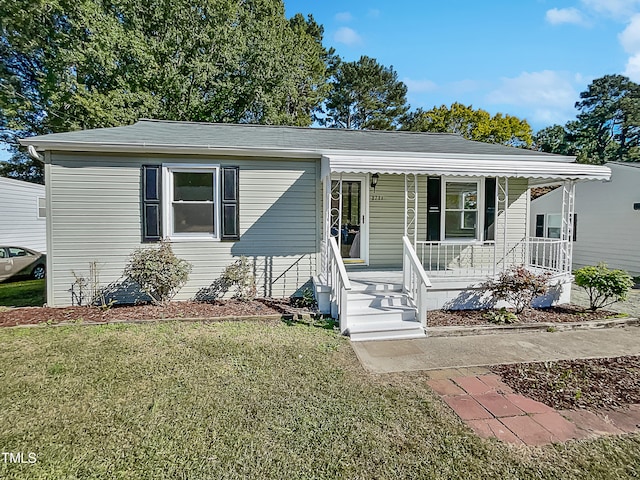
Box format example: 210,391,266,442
348,319,423,333
349,282,403,293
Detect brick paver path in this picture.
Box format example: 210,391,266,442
428,372,640,446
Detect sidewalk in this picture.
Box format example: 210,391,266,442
351,326,640,373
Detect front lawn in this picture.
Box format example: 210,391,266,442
0,279,45,307
1,321,639,479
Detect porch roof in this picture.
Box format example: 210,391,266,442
321,154,611,182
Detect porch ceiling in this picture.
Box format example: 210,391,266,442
322,154,611,182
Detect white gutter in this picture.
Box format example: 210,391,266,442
18,138,577,164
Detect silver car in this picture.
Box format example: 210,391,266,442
0,246,46,282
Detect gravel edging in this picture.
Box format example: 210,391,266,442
428,317,640,337
2,312,328,329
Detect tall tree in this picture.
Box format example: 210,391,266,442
322,55,409,130
572,74,640,164
401,103,533,147
533,124,576,155
0,0,333,182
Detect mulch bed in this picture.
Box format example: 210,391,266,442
0,298,311,328
428,304,620,327
491,356,640,412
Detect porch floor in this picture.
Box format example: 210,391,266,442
345,268,491,288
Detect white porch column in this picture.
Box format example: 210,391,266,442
404,173,418,248
560,180,576,273
496,177,509,272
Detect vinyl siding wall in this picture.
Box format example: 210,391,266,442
530,166,640,276
0,177,46,253
46,152,319,307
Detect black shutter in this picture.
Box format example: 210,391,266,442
142,165,162,242
484,178,496,241
426,177,441,241
535,214,545,238
221,166,240,240
572,213,577,242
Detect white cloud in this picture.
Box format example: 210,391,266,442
545,7,586,25
334,27,362,46
486,70,579,125
581,0,640,19
624,53,640,80
619,14,640,80
403,78,438,93
335,11,352,22
619,14,640,52
368,9,381,18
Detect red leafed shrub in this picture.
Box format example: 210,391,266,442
482,266,551,314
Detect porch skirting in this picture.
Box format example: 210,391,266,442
315,270,573,313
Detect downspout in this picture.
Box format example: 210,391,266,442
28,145,44,163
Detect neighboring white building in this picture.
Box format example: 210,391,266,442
530,162,640,277
0,176,47,253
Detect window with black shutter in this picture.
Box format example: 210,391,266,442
484,178,496,241
426,177,441,241
142,165,162,242
221,166,240,240
535,214,545,238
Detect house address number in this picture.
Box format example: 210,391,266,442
370,195,384,201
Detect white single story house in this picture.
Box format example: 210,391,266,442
0,176,47,253
20,120,610,340
530,161,639,277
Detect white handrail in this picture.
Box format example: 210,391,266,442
402,236,432,329
327,237,351,333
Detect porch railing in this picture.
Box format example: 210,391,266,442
416,238,571,277
326,236,351,333
416,241,498,277
527,237,569,274
403,236,432,328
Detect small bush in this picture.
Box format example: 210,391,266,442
482,265,550,314
194,257,256,303
483,307,518,325
124,241,192,305
574,263,633,311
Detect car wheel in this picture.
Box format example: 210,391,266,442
32,265,46,280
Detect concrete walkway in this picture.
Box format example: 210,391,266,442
352,326,640,373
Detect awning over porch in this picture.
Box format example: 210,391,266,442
321,154,611,182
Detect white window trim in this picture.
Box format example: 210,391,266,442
441,177,485,243
37,197,46,220
545,213,562,239
163,164,220,241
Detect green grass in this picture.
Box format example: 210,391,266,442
0,279,46,307
0,321,639,479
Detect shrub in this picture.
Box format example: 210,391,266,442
481,265,550,314
124,241,192,305
194,257,256,303
574,264,633,311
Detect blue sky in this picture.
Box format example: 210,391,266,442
284,0,640,131
3,0,638,163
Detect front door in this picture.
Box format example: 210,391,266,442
331,176,368,264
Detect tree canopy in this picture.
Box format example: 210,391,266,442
401,103,533,148
322,55,409,130
534,75,640,164
0,0,334,182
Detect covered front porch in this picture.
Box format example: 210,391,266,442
315,153,610,341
